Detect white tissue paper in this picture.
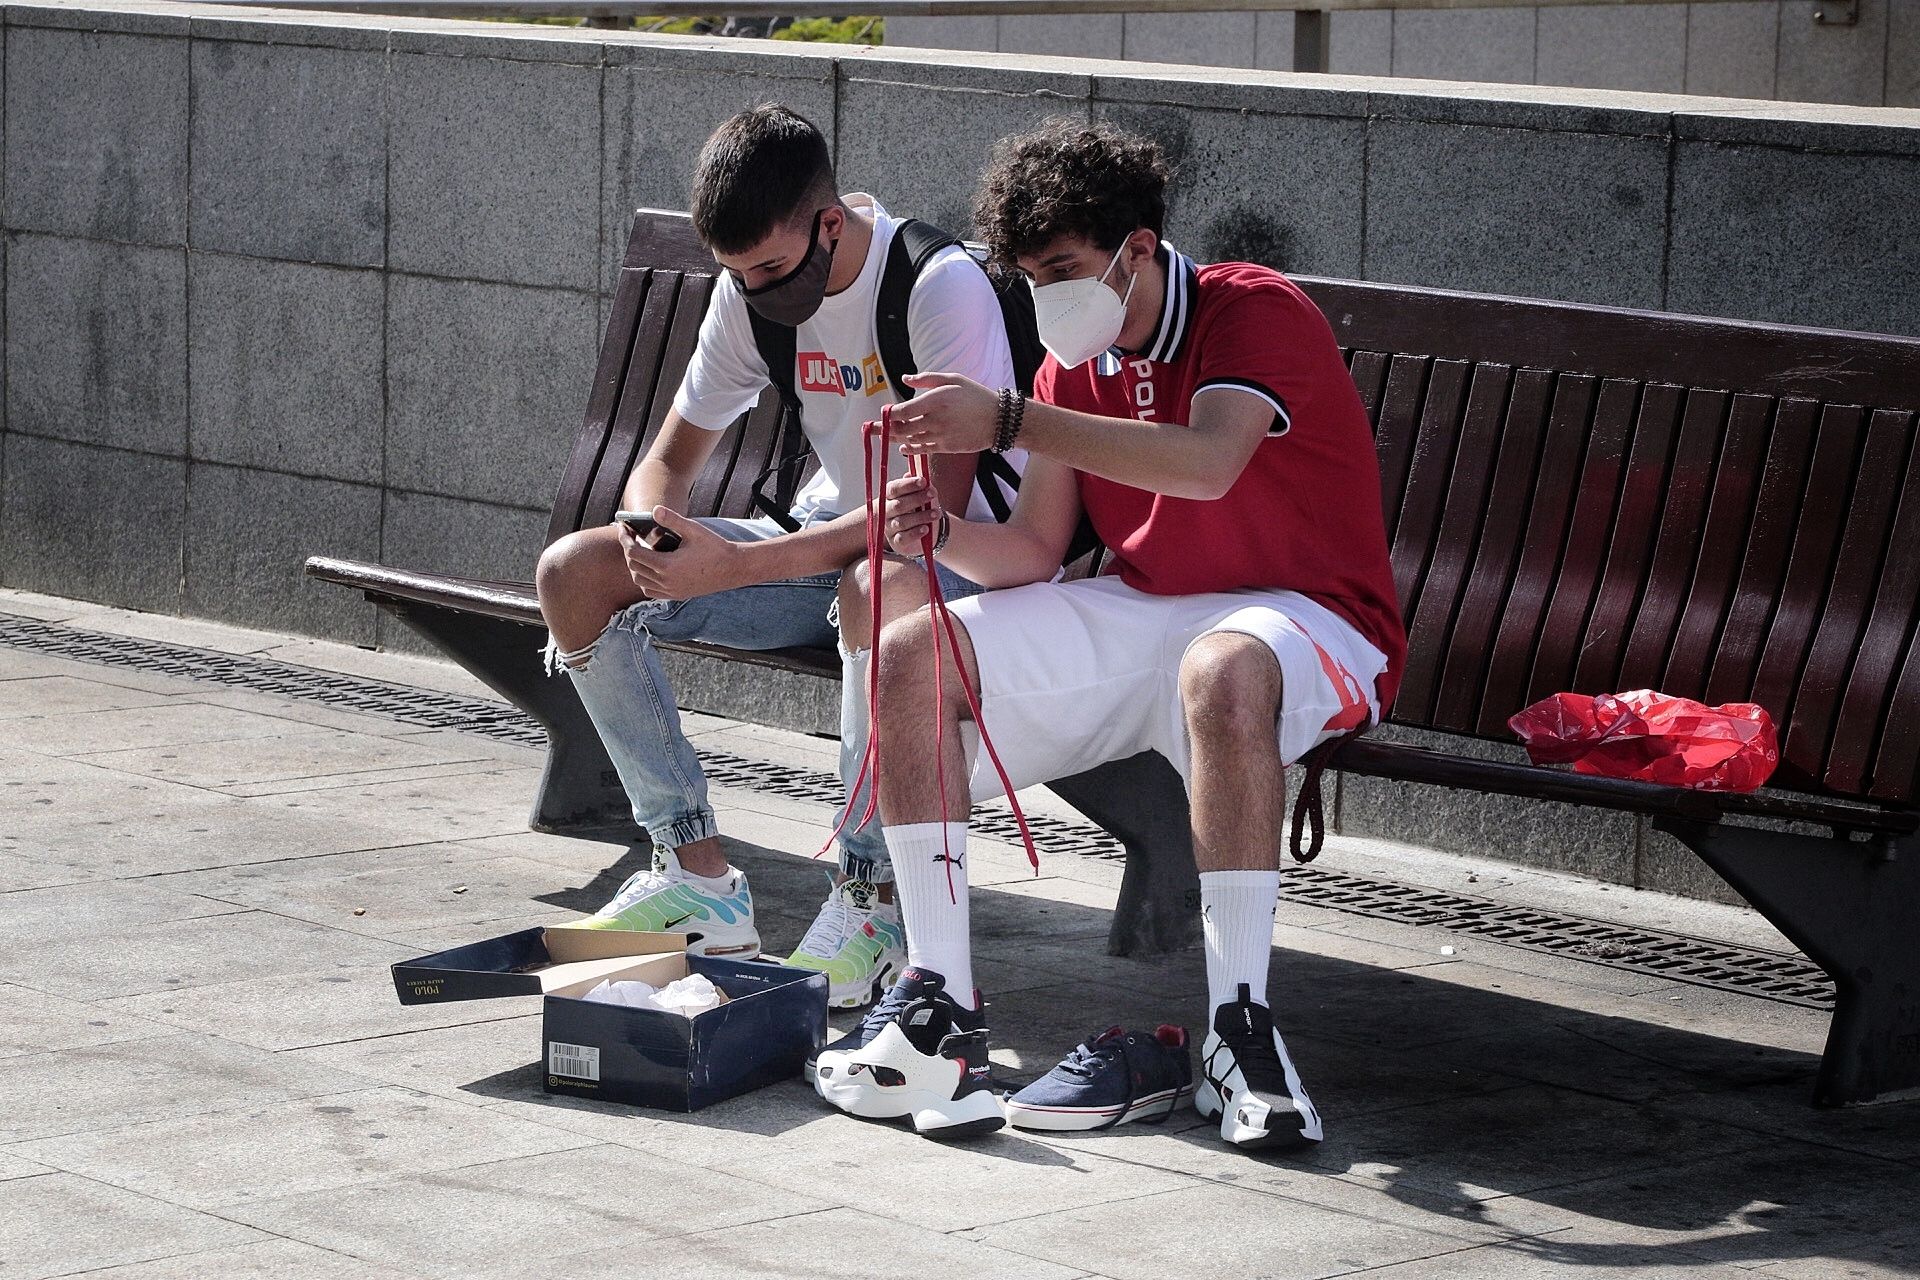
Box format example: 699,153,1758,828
582,973,724,1017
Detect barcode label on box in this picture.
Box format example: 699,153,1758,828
548,1041,600,1082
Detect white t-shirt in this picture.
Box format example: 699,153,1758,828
672,198,1023,522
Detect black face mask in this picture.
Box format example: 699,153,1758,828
740,209,837,327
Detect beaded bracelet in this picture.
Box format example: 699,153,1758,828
993,388,1026,454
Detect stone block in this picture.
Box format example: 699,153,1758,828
1331,9,1393,74
3,27,186,243
0,434,183,612
1335,739,1640,886
1365,79,1680,137
6,233,186,454
1122,12,1257,68
1095,101,1366,276
1253,10,1296,71
1684,0,1779,98
188,8,392,51
836,62,1092,235
997,13,1121,60
1536,3,1689,93
1892,0,1920,105
384,273,597,509
373,489,548,657
188,254,382,484
1777,0,1892,105
6,1,189,36
601,48,834,292
662,647,841,736
183,464,380,645
1364,117,1669,308
189,40,385,267
0,1173,262,1276
1668,140,1920,334
389,52,601,289
387,17,604,61
883,15,999,51
1390,7,1537,83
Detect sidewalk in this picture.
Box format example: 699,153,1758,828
2,586,1916,1280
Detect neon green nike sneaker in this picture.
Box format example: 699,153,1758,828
560,844,760,958
784,877,907,1009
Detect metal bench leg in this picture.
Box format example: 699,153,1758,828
1656,817,1920,1107
381,600,637,838
1046,751,1201,957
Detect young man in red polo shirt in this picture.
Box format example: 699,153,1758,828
811,120,1405,1147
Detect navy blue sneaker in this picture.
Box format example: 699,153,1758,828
1005,1025,1194,1131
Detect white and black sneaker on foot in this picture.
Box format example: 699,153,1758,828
1195,984,1324,1151
812,967,1004,1140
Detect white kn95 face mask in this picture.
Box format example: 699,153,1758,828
1028,242,1137,369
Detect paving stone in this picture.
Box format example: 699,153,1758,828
1535,3,1688,92
223,1143,831,1279
241,764,547,848
1513,1139,1920,1272
0,983,176,1058
292,1010,548,1104
3,27,187,243
966,1181,1473,1279
0,1032,367,1143
46,603,288,656
6,234,187,454
188,255,383,484
0,673,172,721
76,725,491,793
1346,1239,1759,1277
1363,117,1669,311
1095,102,1366,277
0,1151,51,1180
16,1084,591,1209
0,877,243,940
69,1238,427,1279
1,908,403,1003
13,697,320,759
1654,1073,1920,1167
1389,6,1536,82
0,1172,264,1280
1668,140,1920,335
1684,0,1778,97
600,47,835,294
542,1205,1086,1280
384,274,597,509
388,51,600,289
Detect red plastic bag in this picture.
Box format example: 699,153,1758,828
1508,689,1779,793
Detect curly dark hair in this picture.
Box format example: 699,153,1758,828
972,118,1172,275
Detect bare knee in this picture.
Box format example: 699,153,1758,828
1179,633,1282,744
839,556,934,650
837,559,877,649
874,609,940,718
536,527,640,647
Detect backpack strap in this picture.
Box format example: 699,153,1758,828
745,301,806,532
876,219,1021,524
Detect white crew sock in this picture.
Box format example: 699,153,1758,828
1200,870,1281,1011
883,821,975,1005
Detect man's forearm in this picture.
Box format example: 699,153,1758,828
734,509,872,582
1017,399,1240,501
935,517,1058,590
622,457,691,514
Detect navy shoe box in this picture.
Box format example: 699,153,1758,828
391,927,827,1112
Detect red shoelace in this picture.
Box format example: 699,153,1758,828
821,403,1038,901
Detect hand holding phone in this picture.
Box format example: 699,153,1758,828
615,510,683,553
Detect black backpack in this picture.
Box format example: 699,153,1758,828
744,219,1047,531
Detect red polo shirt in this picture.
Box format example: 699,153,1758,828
1033,245,1406,710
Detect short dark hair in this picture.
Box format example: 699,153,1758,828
972,118,1171,274
690,104,838,255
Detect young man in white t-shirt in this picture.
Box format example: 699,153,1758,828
535,105,1017,1008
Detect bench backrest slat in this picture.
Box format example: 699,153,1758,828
1830,431,1920,794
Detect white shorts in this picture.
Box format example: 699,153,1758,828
947,576,1388,803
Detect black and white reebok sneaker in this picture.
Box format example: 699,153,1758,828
1195,984,1324,1150
812,968,1004,1140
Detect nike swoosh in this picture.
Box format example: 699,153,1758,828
660,912,697,929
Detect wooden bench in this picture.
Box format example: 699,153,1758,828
310,208,1920,1107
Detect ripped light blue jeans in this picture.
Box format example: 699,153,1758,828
548,511,984,884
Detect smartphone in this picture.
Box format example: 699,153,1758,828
614,510,682,552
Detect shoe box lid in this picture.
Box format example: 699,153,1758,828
391,926,683,1005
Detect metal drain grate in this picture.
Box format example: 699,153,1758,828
1,610,1832,1009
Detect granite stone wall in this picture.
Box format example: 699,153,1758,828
4,0,1916,897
